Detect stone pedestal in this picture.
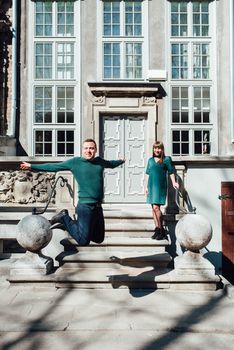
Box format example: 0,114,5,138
170,250,221,290
174,250,216,275
171,214,221,290
10,214,54,276
10,251,53,276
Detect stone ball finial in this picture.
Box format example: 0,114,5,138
17,215,52,253
175,214,212,252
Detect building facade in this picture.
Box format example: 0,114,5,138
1,0,234,276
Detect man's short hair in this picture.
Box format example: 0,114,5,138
83,139,97,149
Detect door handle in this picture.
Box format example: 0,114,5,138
219,194,234,200
228,232,234,235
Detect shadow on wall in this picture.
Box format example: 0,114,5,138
221,253,234,284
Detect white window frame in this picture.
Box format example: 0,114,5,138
96,0,149,81
166,0,218,157
27,0,81,157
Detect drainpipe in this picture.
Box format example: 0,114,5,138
230,0,234,142
10,0,17,137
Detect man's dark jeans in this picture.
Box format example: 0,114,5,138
61,203,105,246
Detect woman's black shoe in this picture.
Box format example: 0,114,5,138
151,227,161,239
156,228,167,240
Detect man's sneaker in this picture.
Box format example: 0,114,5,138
50,209,68,229
50,222,66,230
151,227,161,239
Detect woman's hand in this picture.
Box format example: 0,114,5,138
172,182,179,190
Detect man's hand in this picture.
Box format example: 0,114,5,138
20,162,31,170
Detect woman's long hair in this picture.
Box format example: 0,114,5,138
152,141,165,164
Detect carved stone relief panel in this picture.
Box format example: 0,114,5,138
92,95,106,105
0,171,56,204
141,96,157,106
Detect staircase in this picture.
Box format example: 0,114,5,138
5,204,222,290
8,204,174,289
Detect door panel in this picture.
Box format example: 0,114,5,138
101,115,147,202
221,182,234,284
125,117,146,199
102,116,124,201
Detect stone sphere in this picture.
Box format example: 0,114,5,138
17,215,52,253
175,214,212,251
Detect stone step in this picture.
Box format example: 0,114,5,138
104,231,155,238
7,266,220,290
8,266,172,289
61,237,170,253
55,266,172,289
57,251,172,268
0,253,24,275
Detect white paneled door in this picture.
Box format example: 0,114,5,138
101,115,147,202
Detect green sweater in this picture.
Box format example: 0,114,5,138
31,157,124,204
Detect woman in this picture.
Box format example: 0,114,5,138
145,141,179,240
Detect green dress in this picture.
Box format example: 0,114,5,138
146,156,175,205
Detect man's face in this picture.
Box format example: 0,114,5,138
82,141,97,160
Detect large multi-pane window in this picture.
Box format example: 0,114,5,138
171,86,211,155
171,42,210,80
35,1,74,37
32,1,78,157
102,1,145,80
171,1,209,37
34,129,74,156
169,1,214,156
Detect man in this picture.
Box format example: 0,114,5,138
20,139,125,246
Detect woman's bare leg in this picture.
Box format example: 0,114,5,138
152,204,162,229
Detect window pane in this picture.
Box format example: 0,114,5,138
35,1,52,36
193,86,210,123
35,43,52,79
193,44,209,79
56,86,74,123
35,130,52,156
193,1,209,37
34,86,52,123
57,1,74,36
171,43,188,79
125,1,142,36
172,130,189,155
56,43,74,79
172,111,180,123
194,130,210,154
57,130,74,156
104,43,120,79
171,1,187,37
181,112,188,123
103,0,120,36
172,86,188,124
125,43,142,79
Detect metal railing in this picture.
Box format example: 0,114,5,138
32,176,74,215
